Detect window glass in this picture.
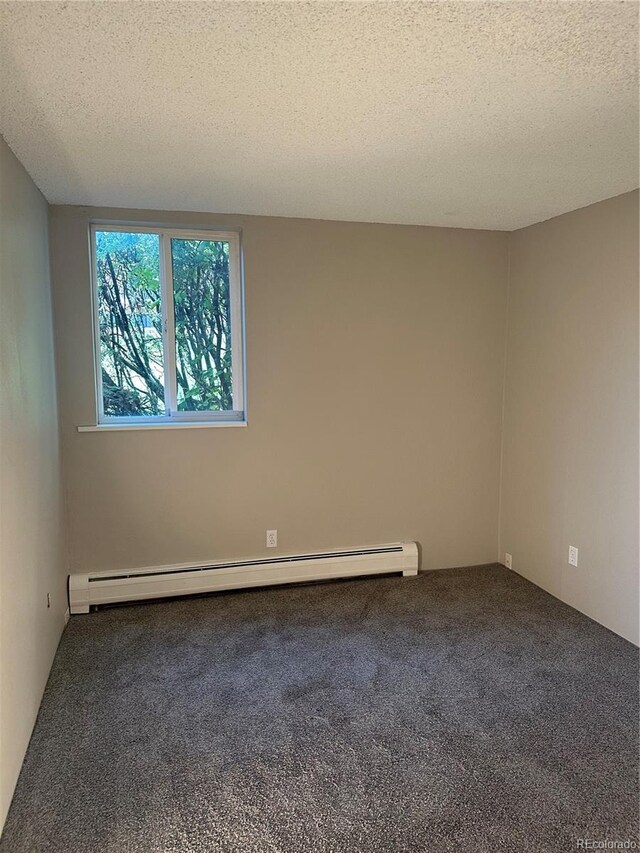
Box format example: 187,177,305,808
171,238,232,412
92,227,243,424
95,230,165,417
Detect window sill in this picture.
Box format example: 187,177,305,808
77,421,247,432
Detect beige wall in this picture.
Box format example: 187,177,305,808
49,205,509,575
0,137,67,828
500,191,639,645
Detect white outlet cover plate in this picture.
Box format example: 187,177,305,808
266,530,277,548
568,546,579,567
505,553,512,570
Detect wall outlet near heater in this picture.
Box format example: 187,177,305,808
266,529,278,548
568,545,579,567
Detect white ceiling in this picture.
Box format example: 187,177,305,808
0,1,637,230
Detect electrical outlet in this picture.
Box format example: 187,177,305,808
266,529,277,548
505,553,512,570
47,593,51,609
568,546,579,567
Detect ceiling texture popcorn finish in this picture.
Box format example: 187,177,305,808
0,1,637,230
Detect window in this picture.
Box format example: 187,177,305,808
90,225,244,426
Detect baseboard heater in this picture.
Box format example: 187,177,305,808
68,541,419,614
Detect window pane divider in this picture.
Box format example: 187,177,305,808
160,234,178,416
228,233,244,413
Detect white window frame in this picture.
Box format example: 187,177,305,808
89,223,246,427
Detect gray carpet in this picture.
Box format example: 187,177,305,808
1,564,638,852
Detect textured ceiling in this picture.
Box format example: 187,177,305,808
0,1,637,230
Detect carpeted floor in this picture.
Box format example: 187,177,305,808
1,564,638,852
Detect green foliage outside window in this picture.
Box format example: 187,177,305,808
95,231,232,417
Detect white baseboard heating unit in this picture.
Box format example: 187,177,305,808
68,541,419,614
